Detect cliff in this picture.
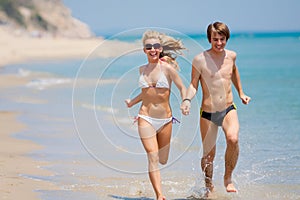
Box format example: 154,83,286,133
0,0,94,38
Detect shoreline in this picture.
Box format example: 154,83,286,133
0,111,57,199
0,27,109,199
0,26,141,199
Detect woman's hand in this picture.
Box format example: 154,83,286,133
125,99,132,108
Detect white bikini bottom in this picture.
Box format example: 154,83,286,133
137,114,173,131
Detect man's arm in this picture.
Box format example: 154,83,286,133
181,56,202,115
231,54,251,104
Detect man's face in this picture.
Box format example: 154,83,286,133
210,32,227,53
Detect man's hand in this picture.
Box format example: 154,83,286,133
240,94,251,105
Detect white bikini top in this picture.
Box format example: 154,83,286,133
139,66,170,89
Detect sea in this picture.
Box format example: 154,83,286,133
1,28,300,199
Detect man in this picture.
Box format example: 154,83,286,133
181,22,251,195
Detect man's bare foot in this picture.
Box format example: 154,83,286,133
157,195,166,200
207,185,214,193
224,178,237,193
205,177,214,193
202,185,214,199
187,186,216,200
205,189,213,199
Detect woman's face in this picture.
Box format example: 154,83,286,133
143,38,162,62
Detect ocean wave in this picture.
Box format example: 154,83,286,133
81,103,119,114
26,78,72,90
18,68,31,77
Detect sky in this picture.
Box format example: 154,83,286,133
63,0,300,36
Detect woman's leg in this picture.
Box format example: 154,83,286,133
138,118,165,200
157,121,172,165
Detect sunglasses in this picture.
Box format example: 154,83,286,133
144,43,161,50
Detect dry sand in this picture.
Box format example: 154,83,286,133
0,27,140,68
0,28,99,67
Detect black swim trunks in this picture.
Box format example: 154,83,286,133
200,104,237,126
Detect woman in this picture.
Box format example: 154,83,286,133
125,30,187,200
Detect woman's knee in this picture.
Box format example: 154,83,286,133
158,145,170,165
159,155,168,165
147,152,159,164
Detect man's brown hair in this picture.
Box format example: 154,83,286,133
207,22,230,43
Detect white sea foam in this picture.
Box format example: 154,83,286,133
81,103,118,114
18,68,31,77
26,78,72,90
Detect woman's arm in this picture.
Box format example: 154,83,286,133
125,66,145,108
125,92,142,108
168,65,186,100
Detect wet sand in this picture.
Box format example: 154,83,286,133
0,111,58,199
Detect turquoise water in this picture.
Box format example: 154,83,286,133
1,31,300,199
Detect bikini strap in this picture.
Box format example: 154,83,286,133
133,116,139,124
172,117,180,124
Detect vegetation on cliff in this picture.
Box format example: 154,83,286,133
0,0,93,38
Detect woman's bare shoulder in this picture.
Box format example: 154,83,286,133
139,64,147,74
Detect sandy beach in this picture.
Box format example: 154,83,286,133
0,28,99,68
0,26,90,199
0,111,58,199
0,27,137,199
0,26,140,68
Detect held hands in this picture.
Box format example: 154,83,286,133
181,99,191,115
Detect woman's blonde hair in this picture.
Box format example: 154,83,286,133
142,30,186,70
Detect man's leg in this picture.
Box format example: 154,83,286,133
222,110,239,192
200,118,218,192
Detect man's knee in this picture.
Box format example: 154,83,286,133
226,134,239,146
